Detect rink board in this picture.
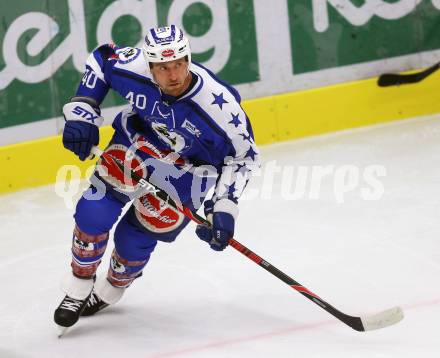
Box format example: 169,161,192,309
1,73,440,194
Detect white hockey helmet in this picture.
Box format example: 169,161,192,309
142,25,191,65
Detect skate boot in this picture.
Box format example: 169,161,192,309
81,290,109,316
54,294,91,327
54,273,94,336
81,276,125,317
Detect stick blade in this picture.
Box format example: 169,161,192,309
360,306,404,331
377,74,404,87
378,72,427,87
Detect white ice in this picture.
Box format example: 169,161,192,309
0,115,439,358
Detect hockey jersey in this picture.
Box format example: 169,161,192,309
74,44,260,203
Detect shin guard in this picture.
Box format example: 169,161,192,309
107,249,149,288
71,225,109,279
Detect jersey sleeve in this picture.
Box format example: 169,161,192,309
212,105,260,205
75,44,119,104
190,65,260,209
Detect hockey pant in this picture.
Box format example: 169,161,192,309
69,128,216,288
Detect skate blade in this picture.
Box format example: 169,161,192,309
57,325,69,338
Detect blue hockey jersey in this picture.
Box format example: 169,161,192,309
74,44,260,203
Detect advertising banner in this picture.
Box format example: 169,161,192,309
1,0,439,143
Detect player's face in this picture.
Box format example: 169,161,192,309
150,58,191,96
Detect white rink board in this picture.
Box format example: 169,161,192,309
0,115,439,357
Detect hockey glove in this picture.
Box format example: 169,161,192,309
196,199,236,251
62,98,103,161
62,121,99,161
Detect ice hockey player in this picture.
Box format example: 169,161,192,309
54,25,260,335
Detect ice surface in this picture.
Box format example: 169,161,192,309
1,115,439,358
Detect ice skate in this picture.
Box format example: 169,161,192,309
54,294,91,335
81,290,109,316
54,274,94,336
81,276,126,316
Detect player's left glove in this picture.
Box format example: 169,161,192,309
196,199,237,251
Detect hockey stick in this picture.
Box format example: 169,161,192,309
91,146,404,331
377,61,440,87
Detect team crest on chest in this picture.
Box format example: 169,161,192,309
151,122,192,154
148,101,193,154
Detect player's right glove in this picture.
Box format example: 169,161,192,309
62,97,103,161
62,121,99,161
